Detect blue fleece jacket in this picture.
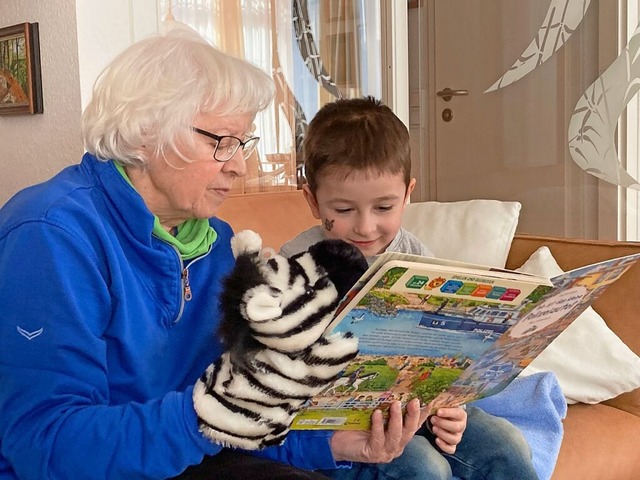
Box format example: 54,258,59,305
0,154,337,479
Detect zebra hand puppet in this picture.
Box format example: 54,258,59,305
193,229,368,450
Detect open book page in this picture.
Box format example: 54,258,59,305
291,256,553,430
330,253,550,330
428,251,640,411
290,251,640,431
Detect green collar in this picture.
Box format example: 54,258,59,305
113,162,217,260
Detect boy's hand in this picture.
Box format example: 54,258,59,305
428,406,467,454
329,399,429,463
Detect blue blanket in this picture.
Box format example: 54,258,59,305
466,372,567,480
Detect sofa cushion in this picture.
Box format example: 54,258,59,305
551,403,640,480
516,246,640,404
401,199,521,268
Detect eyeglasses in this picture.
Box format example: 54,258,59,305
192,127,260,162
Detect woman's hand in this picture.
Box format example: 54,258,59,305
428,406,467,454
329,399,429,463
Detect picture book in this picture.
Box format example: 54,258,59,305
290,251,640,430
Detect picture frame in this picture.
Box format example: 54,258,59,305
0,22,43,116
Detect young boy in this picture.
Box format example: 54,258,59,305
280,97,538,480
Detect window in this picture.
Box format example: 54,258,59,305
159,0,386,195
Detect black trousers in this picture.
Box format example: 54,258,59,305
170,449,331,480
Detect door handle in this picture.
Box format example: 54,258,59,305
436,88,469,101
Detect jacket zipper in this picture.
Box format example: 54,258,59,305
174,245,213,323
181,268,192,301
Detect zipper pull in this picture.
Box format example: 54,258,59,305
182,268,193,301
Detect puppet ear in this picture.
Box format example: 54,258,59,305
231,230,263,258
244,286,282,322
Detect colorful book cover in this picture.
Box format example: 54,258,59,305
290,252,640,430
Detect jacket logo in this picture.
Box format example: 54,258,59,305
17,326,44,340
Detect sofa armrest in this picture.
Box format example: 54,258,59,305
507,234,640,357
551,403,640,479
507,234,640,416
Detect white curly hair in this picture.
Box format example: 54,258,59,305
82,25,275,166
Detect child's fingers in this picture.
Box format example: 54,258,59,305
434,406,467,420
431,420,464,455
431,407,466,431
435,436,458,454
432,415,465,431
432,421,463,442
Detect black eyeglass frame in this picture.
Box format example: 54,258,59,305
192,127,260,162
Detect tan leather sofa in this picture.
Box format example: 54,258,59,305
218,190,640,480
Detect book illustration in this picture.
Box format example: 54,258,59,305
427,252,639,410
290,252,640,430
330,252,534,320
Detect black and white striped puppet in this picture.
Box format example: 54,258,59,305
193,229,368,450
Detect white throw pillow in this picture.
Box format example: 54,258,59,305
402,200,521,268
517,246,640,404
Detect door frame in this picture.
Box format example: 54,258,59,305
381,0,410,128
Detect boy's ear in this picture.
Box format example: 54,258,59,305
302,184,322,220
404,178,417,205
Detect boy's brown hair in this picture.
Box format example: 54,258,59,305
302,96,411,194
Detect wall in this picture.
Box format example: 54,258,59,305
0,0,158,207
76,0,158,109
0,0,83,206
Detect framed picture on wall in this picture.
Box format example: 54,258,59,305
0,22,43,116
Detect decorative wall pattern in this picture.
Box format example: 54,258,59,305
484,0,640,192
485,0,592,93
568,21,640,189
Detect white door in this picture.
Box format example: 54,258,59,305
416,0,618,238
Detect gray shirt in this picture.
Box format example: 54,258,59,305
279,225,434,265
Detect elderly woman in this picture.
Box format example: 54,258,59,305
0,28,424,480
